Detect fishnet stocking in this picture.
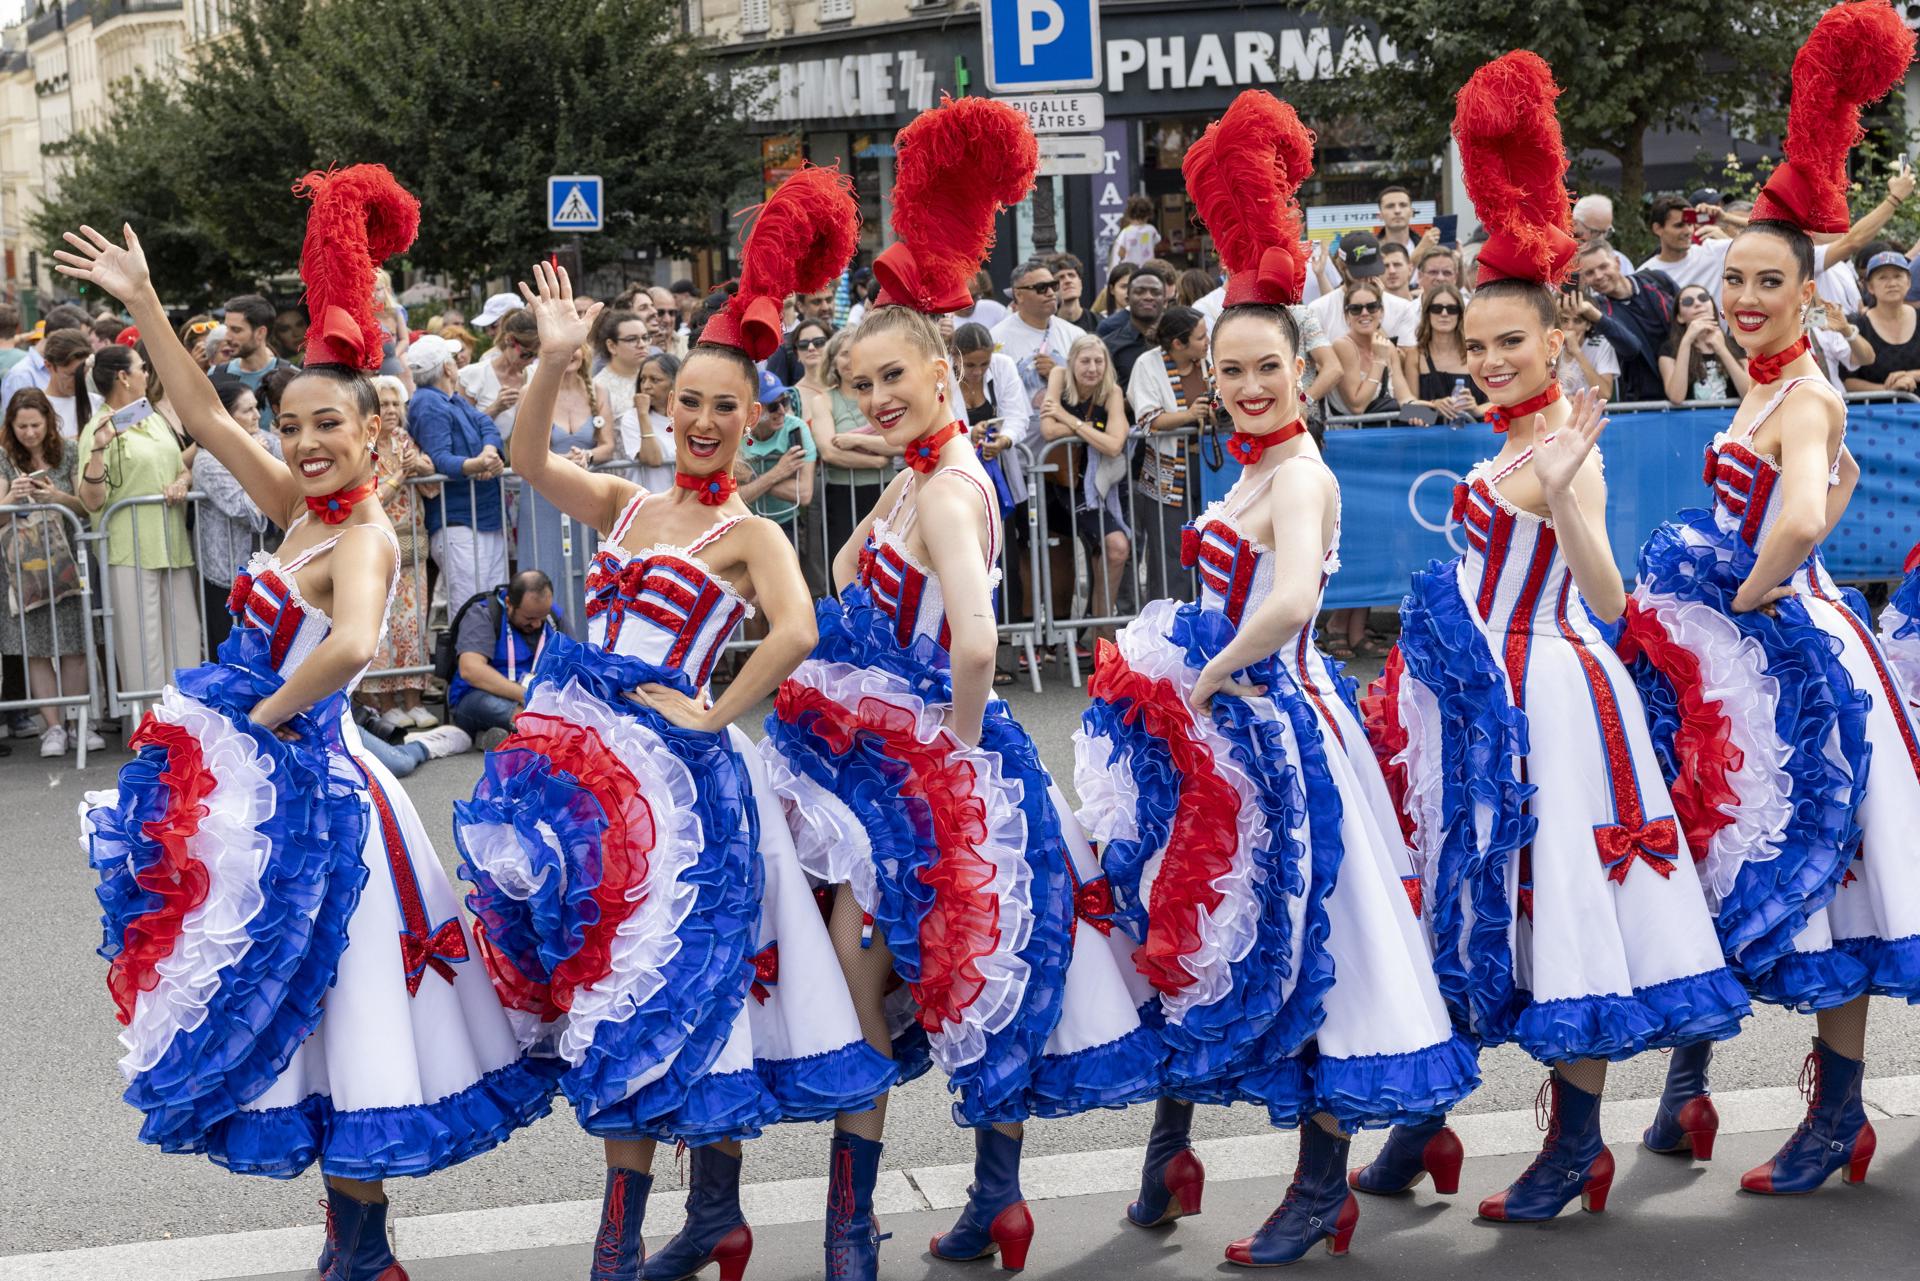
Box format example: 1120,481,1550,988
829,884,895,1140
1816,994,1869,1061
1555,1057,1608,1096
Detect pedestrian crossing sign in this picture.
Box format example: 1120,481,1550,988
548,174,604,232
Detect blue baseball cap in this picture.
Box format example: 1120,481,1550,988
1865,250,1910,279
756,369,789,406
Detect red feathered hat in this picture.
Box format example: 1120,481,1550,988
1754,0,1914,234
293,165,420,371
704,165,861,361
872,96,1038,313
1454,51,1576,288
1182,90,1314,307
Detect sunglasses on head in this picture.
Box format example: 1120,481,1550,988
1345,301,1383,316
1427,303,1461,316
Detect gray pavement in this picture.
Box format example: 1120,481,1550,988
6,668,1920,1262
230,1118,1920,1280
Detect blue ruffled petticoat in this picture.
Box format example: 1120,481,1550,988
1630,514,1873,1010
1396,560,1750,1061
765,586,1161,1126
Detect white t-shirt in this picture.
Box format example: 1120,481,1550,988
46,393,78,441
1309,285,1417,346
1640,239,1731,295
957,299,1009,330
1112,222,1158,267
1193,284,1226,326
615,408,676,493
455,351,537,419
991,313,1085,407
1558,335,1622,398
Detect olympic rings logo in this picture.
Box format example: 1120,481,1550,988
1408,468,1467,556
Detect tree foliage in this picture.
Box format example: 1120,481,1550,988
34,0,756,299
1300,2,1829,214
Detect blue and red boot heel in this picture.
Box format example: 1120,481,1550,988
825,1130,889,1281
318,1187,410,1281
1643,1041,1718,1161
1128,1099,1205,1227
929,1129,1035,1271
1741,1039,1875,1196
1478,1074,1614,1223
1224,1124,1356,1268
641,1147,753,1281
590,1167,653,1281
1347,1120,1463,1196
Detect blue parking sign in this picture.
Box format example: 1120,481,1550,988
548,174,603,232
982,0,1101,94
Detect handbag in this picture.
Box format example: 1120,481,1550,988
0,508,82,615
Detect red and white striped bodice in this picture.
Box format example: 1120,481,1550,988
1182,460,1341,631
856,469,1001,651
582,490,753,687
226,517,398,691
1703,375,1843,552
1452,446,1584,638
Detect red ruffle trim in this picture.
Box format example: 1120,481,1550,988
472,917,554,1018
502,713,658,1014
1360,646,1420,853
1615,599,1742,862
1086,640,1241,997
775,679,1001,1031
113,719,216,1026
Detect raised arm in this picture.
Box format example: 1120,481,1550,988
1532,388,1625,622
1817,159,1914,268
56,224,299,523
509,263,632,534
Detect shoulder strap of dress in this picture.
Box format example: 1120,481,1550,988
927,467,1001,568
281,532,344,572
606,486,652,547
1744,375,1826,440
686,513,748,556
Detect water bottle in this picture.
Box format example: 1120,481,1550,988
1699,357,1728,402
1451,377,1469,421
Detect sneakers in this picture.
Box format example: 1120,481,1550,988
11,712,39,739
379,707,414,733
404,725,472,758
39,724,67,758
406,705,440,729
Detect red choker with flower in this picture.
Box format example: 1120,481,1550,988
676,469,737,506
1484,381,1561,433
1227,419,1308,465
903,420,967,474
1748,333,1811,385
305,477,378,525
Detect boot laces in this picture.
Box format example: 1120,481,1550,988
1513,1077,1568,1184
318,1199,341,1281
1788,1049,1822,1144
594,1175,630,1276
1257,1161,1309,1232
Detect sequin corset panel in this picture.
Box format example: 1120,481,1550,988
1181,461,1341,632
582,491,753,687
1453,450,1580,637
225,518,399,691
856,469,1002,651
1703,375,1843,553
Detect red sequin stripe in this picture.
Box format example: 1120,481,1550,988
1359,648,1419,851
645,573,701,612
695,603,746,688
111,720,215,1025
1501,524,1558,711
773,680,1002,1030
891,552,927,648
1804,576,1920,781
1295,628,1345,750
1553,579,1678,885
250,570,307,670
635,599,690,635
1225,532,1257,627
1614,599,1742,861
363,771,470,996
665,580,724,670
1084,639,1243,997
246,571,283,629
1739,460,1778,548
1475,484,1515,622
501,713,659,1014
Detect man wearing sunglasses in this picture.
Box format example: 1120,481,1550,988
991,258,1086,413
1307,231,1418,348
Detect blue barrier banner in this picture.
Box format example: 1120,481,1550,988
1283,402,1920,609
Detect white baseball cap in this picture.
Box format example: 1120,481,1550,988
403,334,458,377
471,291,522,329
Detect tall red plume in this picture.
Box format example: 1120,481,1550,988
873,96,1037,313
1182,90,1314,306
706,165,860,361
1754,0,1915,234
1453,51,1576,287
292,165,420,371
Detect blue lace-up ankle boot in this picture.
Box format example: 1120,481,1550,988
318,1186,408,1281
1128,1099,1205,1227
1348,1115,1463,1195
824,1129,889,1281
1740,1039,1874,1195
589,1167,652,1281
1479,1073,1613,1223
640,1147,751,1281
929,1128,1034,1270
1224,1123,1358,1267
1643,1041,1718,1160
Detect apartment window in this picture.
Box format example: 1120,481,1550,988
819,0,855,21
740,0,771,35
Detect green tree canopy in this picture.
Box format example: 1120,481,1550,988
35,0,756,301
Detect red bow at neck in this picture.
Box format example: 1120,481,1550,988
904,420,967,474
676,470,737,506
1227,419,1307,466
305,477,378,525
1484,382,1561,434
1747,333,1811,386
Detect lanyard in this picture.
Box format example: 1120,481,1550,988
505,619,548,683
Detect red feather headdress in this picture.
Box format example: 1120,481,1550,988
1182,90,1315,306
872,96,1038,314
1754,0,1915,234
292,165,420,371
705,165,861,361
1453,52,1576,288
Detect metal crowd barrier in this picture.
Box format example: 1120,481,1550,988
0,500,101,768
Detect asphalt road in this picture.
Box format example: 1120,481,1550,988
6,668,1918,1258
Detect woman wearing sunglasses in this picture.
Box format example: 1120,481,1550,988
1328,281,1413,417
1400,283,1485,422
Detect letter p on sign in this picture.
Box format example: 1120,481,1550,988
1018,0,1063,64
983,0,1101,93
